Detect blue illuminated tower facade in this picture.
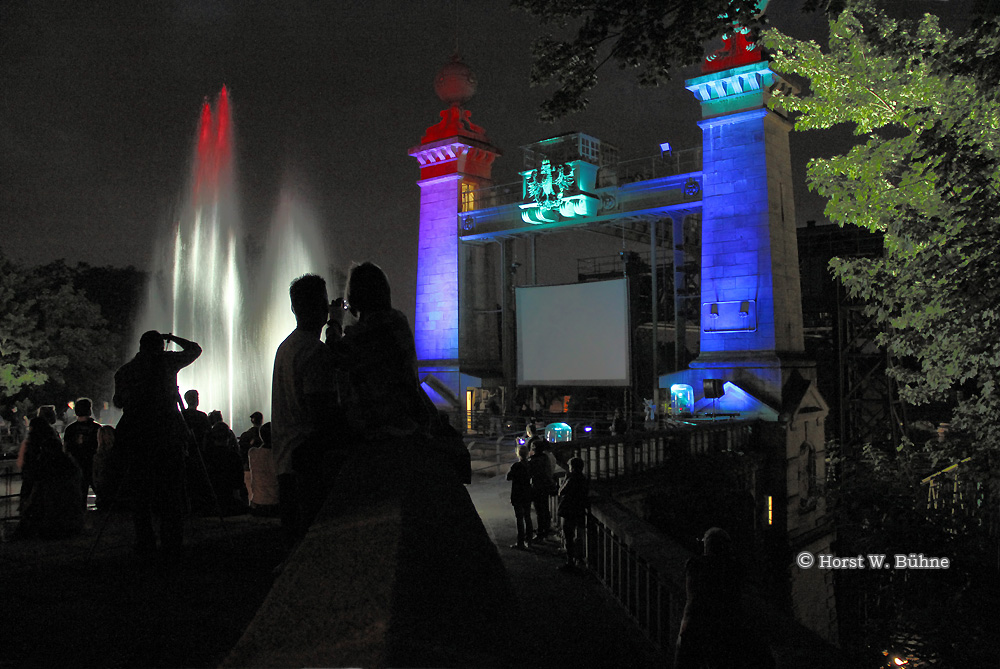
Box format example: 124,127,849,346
681,48,836,642
409,55,500,403
682,59,809,407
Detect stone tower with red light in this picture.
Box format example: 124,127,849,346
409,55,502,405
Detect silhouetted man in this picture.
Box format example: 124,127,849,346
675,527,774,668
113,330,201,556
272,274,338,548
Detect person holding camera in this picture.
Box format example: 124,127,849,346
113,330,202,556
325,261,435,442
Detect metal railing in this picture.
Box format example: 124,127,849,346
462,147,703,214
585,506,678,653
608,148,703,187
541,420,760,655
1,459,22,521
555,421,759,481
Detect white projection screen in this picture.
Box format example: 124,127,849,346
516,278,631,386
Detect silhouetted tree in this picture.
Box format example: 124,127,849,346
0,253,123,406
512,0,767,120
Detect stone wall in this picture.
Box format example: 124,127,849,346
222,441,517,668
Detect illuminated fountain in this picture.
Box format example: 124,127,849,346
138,87,329,425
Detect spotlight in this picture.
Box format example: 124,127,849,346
704,379,725,399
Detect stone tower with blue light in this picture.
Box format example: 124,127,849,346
408,29,837,643
678,25,837,642
678,25,811,409
409,55,501,405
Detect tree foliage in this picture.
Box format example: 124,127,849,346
511,0,766,120
765,3,1000,457
0,253,128,407
767,4,1000,660
0,257,60,396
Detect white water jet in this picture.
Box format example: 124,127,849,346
137,89,330,428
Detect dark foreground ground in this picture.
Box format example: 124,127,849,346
0,509,284,669
0,475,669,669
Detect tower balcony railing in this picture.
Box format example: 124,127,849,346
600,148,703,188
462,148,704,214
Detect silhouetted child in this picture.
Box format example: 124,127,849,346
557,456,589,571
247,421,279,515
63,397,101,508
203,420,247,515
92,424,123,511
506,444,533,549
528,437,556,541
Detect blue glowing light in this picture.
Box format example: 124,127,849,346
691,381,778,420
545,422,573,442
696,107,779,356
670,383,695,415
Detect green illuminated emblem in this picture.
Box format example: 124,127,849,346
526,159,574,211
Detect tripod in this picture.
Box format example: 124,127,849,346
87,392,232,562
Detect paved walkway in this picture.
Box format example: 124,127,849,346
466,471,669,669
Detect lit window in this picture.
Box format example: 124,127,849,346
461,181,476,212
466,390,473,431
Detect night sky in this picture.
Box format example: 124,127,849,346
2,0,960,321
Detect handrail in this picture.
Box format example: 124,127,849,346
461,148,703,214
610,148,703,187
552,421,760,482
1,458,22,521
539,421,760,656
584,498,686,654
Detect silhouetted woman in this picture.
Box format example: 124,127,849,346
92,424,122,511
14,417,84,539
326,261,435,441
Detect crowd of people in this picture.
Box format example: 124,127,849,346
7,259,767,665
7,387,275,542
505,423,591,572
7,260,460,559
